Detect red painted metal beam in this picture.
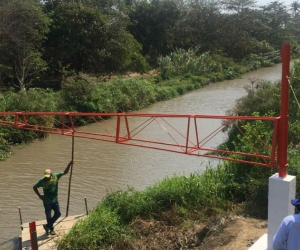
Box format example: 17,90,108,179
0,112,279,168
277,43,291,178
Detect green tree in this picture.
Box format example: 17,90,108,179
260,1,291,47
221,0,256,13
44,1,147,74
165,0,272,60
128,0,181,62
290,0,300,17
0,0,50,90
217,11,274,59
178,0,223,52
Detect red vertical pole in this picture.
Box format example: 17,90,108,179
116,115,121,143
29,221,36,250
277,43,291,178
185,117,191,153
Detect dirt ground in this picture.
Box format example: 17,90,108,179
119,215,268,250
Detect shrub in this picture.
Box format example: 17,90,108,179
111,78,156,112
60,74,102,112
0,88,58,145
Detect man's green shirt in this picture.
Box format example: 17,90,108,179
34,173,63,204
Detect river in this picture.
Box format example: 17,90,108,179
0,64,282,249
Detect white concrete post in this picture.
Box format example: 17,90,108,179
267,173,296,249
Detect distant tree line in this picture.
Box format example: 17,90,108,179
0,0,299,90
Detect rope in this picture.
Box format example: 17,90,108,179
287,76,300,110
66,132,74,217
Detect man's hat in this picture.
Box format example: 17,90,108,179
44,169,52,178
291,192,300,210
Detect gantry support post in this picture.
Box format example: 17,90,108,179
267,43,294,249
277,43,291,178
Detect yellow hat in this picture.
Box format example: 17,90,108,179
44,169,52,178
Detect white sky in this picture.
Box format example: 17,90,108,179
255,0,295,7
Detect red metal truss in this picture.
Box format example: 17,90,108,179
0,111,279,168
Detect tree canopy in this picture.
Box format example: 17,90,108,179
0,0,298,89
0,0,50,90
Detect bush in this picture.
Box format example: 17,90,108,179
0,88,58,145
60,74,102,112
158,49,244,83
158,48,210,79
111,78,157,112
0,133,11,160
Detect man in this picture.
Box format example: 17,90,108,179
273,192,300,250
33,160,73,235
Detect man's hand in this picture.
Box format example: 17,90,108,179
63,160,74,175
33,186,44,201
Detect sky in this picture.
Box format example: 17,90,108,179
255,0,295,7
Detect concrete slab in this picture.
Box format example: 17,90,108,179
248,233,269,250
21,214,86,250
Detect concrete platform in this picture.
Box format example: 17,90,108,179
248,233,269,250
21,214,86,250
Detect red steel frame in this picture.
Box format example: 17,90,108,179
0,111,279,167
0,44,291,177
277,43,291,177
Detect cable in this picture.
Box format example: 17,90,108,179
287,76,300,110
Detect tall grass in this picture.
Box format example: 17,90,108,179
57,164,245,249
57,206,126,249
158,48,242,80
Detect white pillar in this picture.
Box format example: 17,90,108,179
267,173,296,249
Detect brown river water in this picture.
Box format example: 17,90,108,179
0,64,282,249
